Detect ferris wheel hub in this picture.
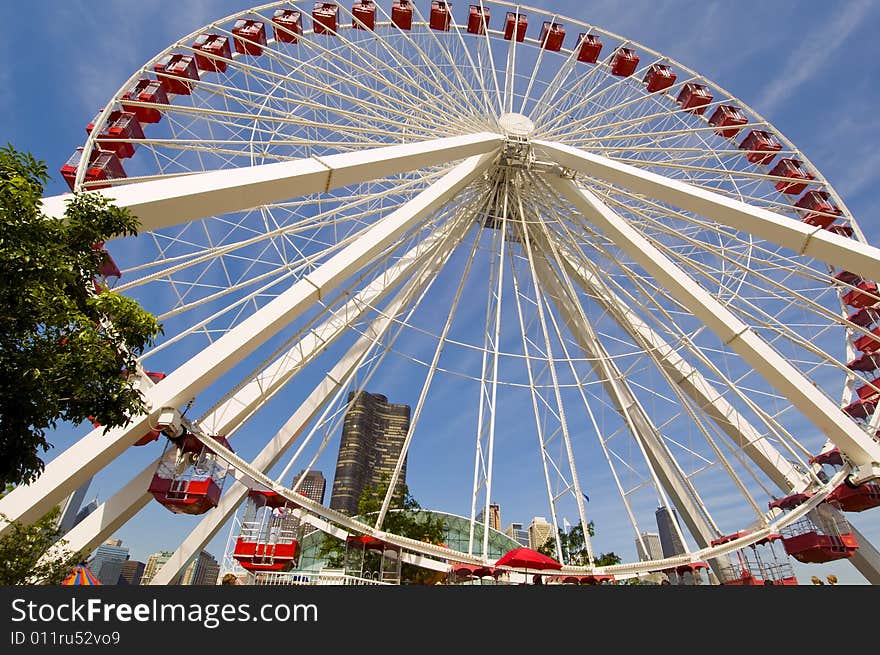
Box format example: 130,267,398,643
498,112,535,138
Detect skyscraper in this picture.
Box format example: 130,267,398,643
89,538,129,585
293,469,326,504
528,516,554,551
291,469,327,537
56,479,91,534
655,506,686,557
503,522,530,547
330,391,411,516
179,551,220,586
476,503,501,531
635,532,663,561
118,560,145,586
141,551,176,585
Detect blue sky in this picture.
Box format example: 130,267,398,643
3,1,879,585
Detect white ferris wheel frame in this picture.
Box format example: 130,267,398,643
3,0,880,584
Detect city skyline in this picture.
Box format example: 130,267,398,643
4,0,878,585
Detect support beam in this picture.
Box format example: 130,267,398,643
549,240,808,493
42,215,466,566
149,212,470,585
0,152,497,539
535,140,880,283
41,133,504,231
547,175,880,484
525,228,720,566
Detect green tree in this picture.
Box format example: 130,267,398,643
0,485,84,584
318,476,446,584
0,144,163,487
539,520,622,567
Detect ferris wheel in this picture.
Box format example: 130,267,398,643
3,0,880,585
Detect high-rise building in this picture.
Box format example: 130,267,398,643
503,522,530,548
655,506,686,558
329,391,411,516
179,551,220,586
476,503,501,532
71,497,99,531
56,479,91,534
118,560,145,586
89,538,129,585
293,469,326,504
528,516,554,551
290,469,327,537
635,532,663,561
141,551,176,585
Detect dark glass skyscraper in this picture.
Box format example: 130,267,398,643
292,469,326,505
655,505,686,557
330,391,410,516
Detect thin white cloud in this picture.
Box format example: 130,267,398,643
754,0,874,114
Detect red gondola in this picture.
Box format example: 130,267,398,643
855,327,880,354
661,561,709,585
676,82,713,115
392,1,413,30
610,47,639,77
430,1,452,31
153,54,199,95
844,281,879,309
121,79,168,124
848,352,880,372
148,434,233,515
352,1,376,30
272,9,303,43
467,4,489,34
842,397,876,419
313,3,338,34
344,535,402,583
60,148,126,192
809,447,842,467
768,494,859,563
795,190,842,229
231,19,267,55
86,110,144,159
192,34,231,72
739,130,782,165
504,11,527,41
827,480,880,513
708,105,747,138
768,158,814,195
826,224,854,238
540,21,565,51
711,532,797,585
643,64,676,93
576,33,602,63
232,490,300,572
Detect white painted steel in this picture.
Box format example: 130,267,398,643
0,153,496,538
535,140,880,283
20,2,880,584
43,133,502,231
548,175,880,481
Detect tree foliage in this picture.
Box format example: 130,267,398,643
0,144,163,486
318,476,446,584
538,520,622,567
0,485,84,584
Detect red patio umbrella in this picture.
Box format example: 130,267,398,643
495,547,562,583
495,547,562,570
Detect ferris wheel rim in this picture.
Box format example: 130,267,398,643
37,1,880,585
